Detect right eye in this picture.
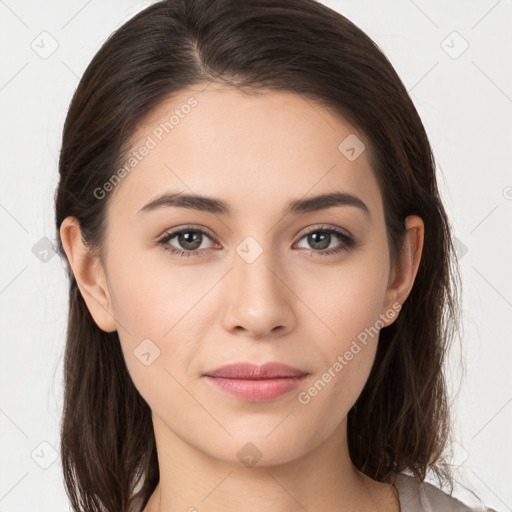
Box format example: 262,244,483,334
157,227,219,258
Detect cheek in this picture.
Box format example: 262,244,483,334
297,250,389,341
296,286,382,439
294,250,389,416
107,244,204,339
106,252,215,391
108,268,195,415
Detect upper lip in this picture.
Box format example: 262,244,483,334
203,362,309,379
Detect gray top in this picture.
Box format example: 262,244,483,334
392,472,497,511
128,472,498,511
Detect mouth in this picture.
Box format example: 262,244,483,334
202,362,309,402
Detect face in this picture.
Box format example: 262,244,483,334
89,85,405,466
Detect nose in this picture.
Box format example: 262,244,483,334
221,240,296,339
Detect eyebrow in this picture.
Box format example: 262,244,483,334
137,191,370,218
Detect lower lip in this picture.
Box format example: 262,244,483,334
203,375,308,402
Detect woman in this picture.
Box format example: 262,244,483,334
54,0,496,510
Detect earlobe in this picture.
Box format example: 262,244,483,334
382,215,424,326
59,217,117,333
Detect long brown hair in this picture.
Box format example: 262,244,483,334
54,0,462,510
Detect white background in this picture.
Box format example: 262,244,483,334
0,0,511,510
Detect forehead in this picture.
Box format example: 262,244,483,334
108,85,383,221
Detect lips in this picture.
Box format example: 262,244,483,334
202,362,309,402
203,362,309,379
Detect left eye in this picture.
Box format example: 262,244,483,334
295,228,353,253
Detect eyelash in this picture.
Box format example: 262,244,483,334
157,224,355,259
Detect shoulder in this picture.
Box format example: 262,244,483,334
391,472,497,512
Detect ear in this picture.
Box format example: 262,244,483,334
381,215,424,327
59,216,117,332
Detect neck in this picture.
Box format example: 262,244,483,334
143,414,399,512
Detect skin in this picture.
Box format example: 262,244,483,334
60,84,424,512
